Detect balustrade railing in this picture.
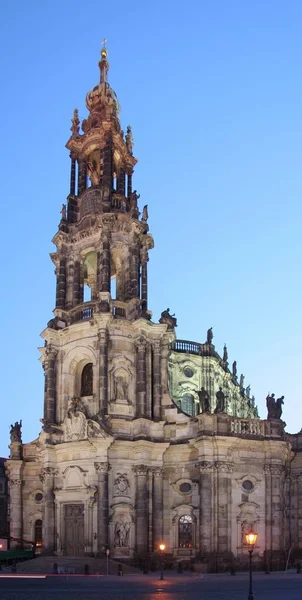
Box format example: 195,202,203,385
69,303,94,324
230,419,263,436
170,340,201,355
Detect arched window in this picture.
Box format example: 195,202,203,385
181,394,195,417
80,363,93,396
34,519,43,548
179,515,193,548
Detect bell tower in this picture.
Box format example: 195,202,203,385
42,45,164,431
52,45,153,324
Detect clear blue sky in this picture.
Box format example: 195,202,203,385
1,0,302,456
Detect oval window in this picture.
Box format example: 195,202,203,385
179,482,192,494
242,480,254,492
184,367,194,378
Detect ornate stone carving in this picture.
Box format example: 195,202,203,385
151,467,163,477
65,410,87,441
114,473,130,496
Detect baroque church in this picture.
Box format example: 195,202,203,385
5,46,302,570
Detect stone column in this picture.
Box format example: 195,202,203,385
140,249,148,310
102,139,113,210
98,330,108,416
9,478,23,547
136,338,147,418
73,260,81,306
124,253,132,301
40,467,56,553
271,465,285,560
101,235,111,293
65,259,74,310
134,465,149,554
117,168,125,196
43,346,57,424
152,341,162,420
55,258,66,309
264,464,272,570
70,154,76,195
152,467,163,551
78,159,87,195
131,247,139,298
295,475,301,549
127,170,132,198
197,461,214,556
95,462,110,554
216,462,233,556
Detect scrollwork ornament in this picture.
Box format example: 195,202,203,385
263,464,271,475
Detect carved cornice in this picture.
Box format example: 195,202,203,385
94,461,111,474
133,464,149,476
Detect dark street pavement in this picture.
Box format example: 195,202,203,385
0,571,302,599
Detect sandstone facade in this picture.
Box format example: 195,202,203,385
5,47,302,570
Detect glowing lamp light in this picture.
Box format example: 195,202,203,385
0,544,2,549
159,543,166,552
245,530,258,547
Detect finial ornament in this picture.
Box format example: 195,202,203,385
70,108,80,135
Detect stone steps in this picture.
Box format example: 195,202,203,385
13,556,138,575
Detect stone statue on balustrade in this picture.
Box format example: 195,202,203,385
214,387,226,413
197,388,211,413
266,393,284,419
141,205,148,223
206,327,213,344
159,308,177,329
10,420,22,444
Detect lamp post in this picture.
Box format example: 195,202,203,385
159,543,165,580
106,548,110,575
245,530,258,600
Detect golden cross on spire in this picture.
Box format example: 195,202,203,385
101,37,108,47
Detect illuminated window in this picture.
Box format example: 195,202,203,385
179,515,193,548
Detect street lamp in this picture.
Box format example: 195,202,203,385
159,543,166,580
245,530,258,600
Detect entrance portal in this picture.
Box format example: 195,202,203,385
64,504,85,556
